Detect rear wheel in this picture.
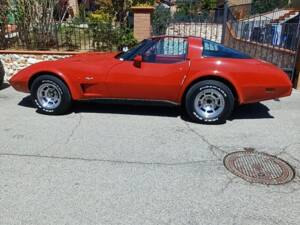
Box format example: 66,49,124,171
31,75,72,115
185,80,235,124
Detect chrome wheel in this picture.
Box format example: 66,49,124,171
36,83,62,110
194,88,225,119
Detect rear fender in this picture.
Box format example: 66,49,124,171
179,70,244,104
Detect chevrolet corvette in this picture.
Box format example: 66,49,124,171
9,36,292,124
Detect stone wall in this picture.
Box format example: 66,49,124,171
0,53,72,80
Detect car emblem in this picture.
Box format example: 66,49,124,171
85,76,94,80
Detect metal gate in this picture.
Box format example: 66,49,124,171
152,0,225,43
152,0,300,79
226,4,300,79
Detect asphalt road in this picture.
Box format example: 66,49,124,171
0,84,300,225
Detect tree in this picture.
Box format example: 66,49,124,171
13,0,57,49
152,4,171,35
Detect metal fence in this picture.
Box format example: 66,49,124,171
152,0,300,78
228,7,300,51
0,22,136,51
226,5,300,78
152,5,225,43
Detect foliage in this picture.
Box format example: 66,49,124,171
94,0,154,26
89,22,114,51
114,27,137,50
132,0,155,5
0,0,137,51
152,5,172,35
77,3,87,23
90,21,136,51
251,0,289,14
173,0,217,21
12,0,57,49
0,0,11,49
88,10,112,23
200,0,217,10
133,2,154,7
59,23,79,51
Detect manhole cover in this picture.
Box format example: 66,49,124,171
224,151,295,185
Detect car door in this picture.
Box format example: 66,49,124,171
106,37,190,102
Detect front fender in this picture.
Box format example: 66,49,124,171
10,61,82,100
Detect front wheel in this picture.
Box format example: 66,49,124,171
31,75,72,115
185,80,235,124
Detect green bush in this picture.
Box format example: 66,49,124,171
89,22,114,51
114,27,137,50
58,23,79,51
88,10,112,23
152,5,172,35
90,22,136,51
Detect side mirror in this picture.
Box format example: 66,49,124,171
133,55,142,68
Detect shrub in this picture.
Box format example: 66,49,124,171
58,23,79,51
90,22,136,51
88,10,112,23
0,0,10,49
90,22,114,51
152,5,171,35
114,27,137,50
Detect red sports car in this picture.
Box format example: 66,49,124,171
9,36,292,124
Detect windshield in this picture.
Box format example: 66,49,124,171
116,39,152,60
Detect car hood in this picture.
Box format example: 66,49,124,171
10,52,120,84
61,52,118,63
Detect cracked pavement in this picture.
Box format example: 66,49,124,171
0,85,300,225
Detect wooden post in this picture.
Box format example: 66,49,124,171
131,7,154,42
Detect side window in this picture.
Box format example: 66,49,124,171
202,39,251,59
143,37,188,64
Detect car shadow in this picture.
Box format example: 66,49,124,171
73,100,182,118
18,96,274,121
18,95,34,108
230,103,274,120
0,83,10,91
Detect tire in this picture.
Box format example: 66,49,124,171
185,80,235,124
0,61,4,87
31,75,72,115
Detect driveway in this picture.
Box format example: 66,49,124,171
0,84,300,225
